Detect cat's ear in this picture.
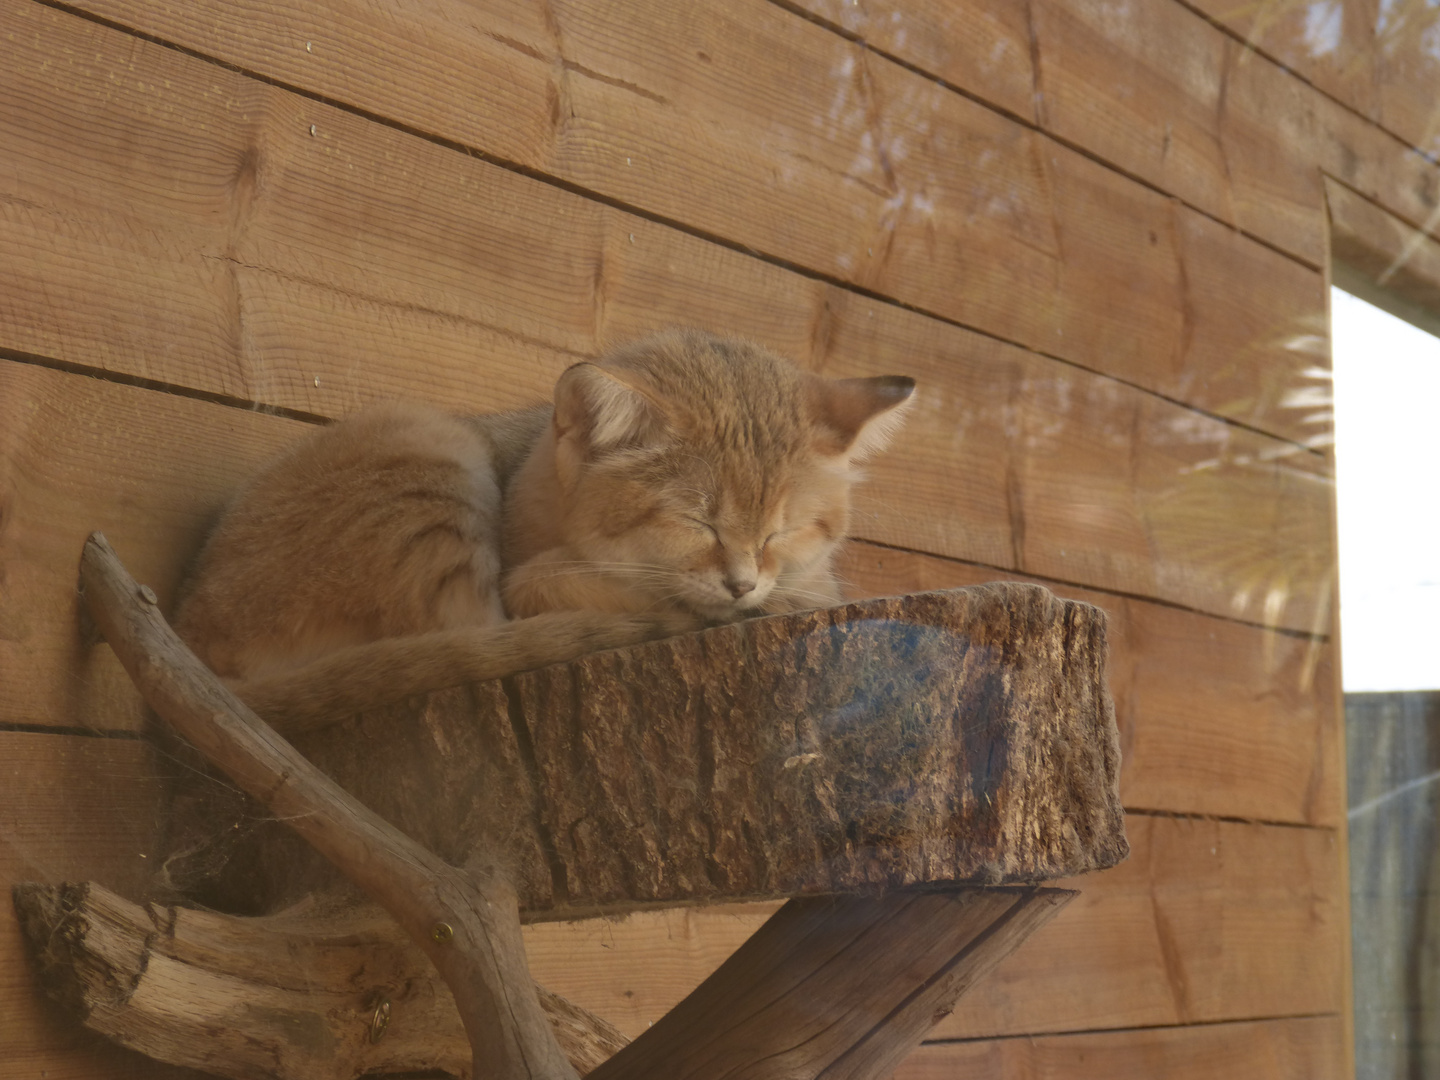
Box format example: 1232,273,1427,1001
806,374,916,460
551,362,666,483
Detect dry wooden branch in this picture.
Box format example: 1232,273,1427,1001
76,531,576,1080
11,881,625,1079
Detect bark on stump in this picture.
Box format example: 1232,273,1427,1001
197,582,1127,917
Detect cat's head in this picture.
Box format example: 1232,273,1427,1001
543,329,914,622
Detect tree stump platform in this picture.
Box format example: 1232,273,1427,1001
12,533,1128,1079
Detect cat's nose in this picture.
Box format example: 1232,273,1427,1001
724,576,756,598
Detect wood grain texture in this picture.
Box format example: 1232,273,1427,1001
521,815,1342,1040
586,889,1071,1080
13,0,1327,442
12,882,627,1080
894,1015,1345,1079
1186,0,1440,161
784,0,1039,121
793,0,1440,277
0,363,305,732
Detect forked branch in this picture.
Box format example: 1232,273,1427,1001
77,531,576,1080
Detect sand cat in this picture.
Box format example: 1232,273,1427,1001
174,329,914,732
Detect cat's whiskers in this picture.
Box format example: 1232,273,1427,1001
517,561,683,585
768,583,843,607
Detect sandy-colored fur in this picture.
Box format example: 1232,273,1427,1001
174,330,913,729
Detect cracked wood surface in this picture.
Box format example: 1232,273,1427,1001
11,882,626,1080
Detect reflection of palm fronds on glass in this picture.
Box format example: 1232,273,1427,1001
1202,311,1332,449
1151,309,1334,690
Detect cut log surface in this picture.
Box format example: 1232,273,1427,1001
228,583,1127,916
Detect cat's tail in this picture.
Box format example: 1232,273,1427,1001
229,610,696,735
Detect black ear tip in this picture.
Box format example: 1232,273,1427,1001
877,375,916,400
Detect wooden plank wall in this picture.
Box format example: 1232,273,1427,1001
2,0,1436,1074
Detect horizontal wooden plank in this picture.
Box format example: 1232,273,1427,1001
40,0,1325,440
837,542,1342,827
522,815,1343,1039
1027,0,1314,264
1329,177,1440,338
1046,0,1440,265
796,0,1440,278
1186,0,1440,162
0,364,305,730
823,304,1333,632
0,730,201,1071
896,1015,1344,1079
0,8,1336,633
782,0,1039,122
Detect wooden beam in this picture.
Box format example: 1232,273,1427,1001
587,889,1071,1080
1328,178,1440,338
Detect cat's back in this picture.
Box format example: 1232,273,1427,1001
176,401,512,679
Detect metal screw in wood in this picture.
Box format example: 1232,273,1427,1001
368,996,391,1044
